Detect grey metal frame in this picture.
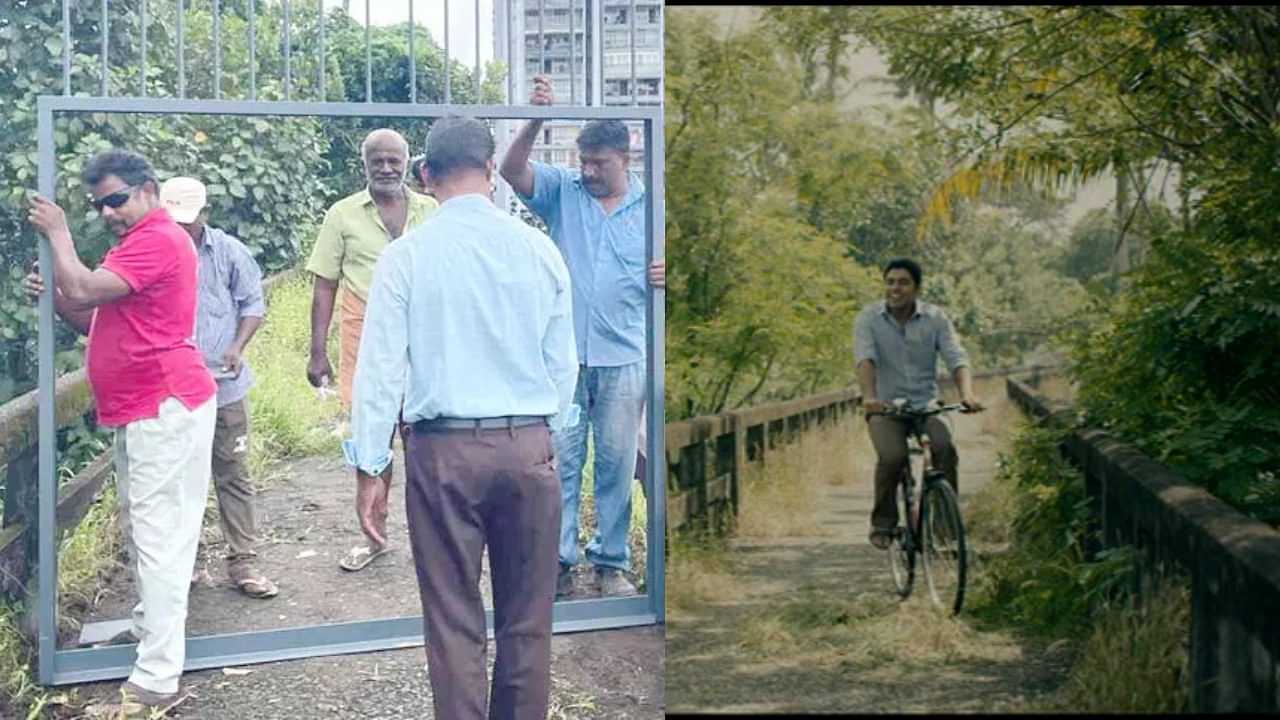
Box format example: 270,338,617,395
34,95,665,686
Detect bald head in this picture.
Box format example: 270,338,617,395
362,128,411,198
361,128,410,161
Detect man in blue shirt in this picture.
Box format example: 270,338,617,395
344,116,578,720
501,74,664,598
853,258,985,550
161,176,278,600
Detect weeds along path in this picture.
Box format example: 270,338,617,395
666,380,1072,713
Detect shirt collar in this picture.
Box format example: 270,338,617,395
359,185,435,212
879,300,925,320
439,193,494,211
573,171,646,211
123,207,173,242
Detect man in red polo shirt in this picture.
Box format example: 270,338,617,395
27,149,217,714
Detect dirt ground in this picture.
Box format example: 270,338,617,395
665,381,1073,713
56,446,662,718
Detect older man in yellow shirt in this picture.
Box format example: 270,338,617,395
305,128,438,571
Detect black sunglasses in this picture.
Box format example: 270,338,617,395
90,184,138,212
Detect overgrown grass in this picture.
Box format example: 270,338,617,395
965,419,1192,712
736,413,860,538
665,532,738,619
0,482,122,719
1052,580,1191,712
243,274,345,482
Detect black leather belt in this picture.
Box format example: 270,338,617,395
413,415,549,433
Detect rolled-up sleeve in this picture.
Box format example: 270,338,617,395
515,161,569,226
936,311,970,373
542,249,580,433
228,240,266,318
853,309,878,366
342,250,411,476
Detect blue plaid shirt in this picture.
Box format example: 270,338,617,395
195,226,266,408
853,300,970,409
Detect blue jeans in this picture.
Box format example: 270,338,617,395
554,362,645,572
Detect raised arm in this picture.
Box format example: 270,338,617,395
499,75,554,198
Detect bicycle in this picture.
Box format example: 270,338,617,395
867,399,979,615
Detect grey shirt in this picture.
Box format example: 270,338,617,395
853,299,970,409
195,226,266,408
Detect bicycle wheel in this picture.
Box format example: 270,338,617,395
921,477,967,614
888,479,914,598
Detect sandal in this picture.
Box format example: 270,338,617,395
338,544,392,572
228,559,279,599
869,529,894,550
235,575,279,599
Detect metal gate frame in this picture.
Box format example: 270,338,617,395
34,95,665,686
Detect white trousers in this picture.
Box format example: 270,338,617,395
113,396,216,695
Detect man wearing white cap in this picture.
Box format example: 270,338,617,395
161,176,278,599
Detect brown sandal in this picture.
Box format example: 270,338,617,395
869,529,894,550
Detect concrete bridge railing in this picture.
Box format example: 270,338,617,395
1008,376,1280,713
663,363,1058,538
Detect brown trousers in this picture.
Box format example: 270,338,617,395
867,415,958,532
211,398,257,559
404,422,561,720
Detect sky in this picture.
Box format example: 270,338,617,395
325,0,498,71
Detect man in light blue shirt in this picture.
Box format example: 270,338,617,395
343,116,577,720
853,258,984,549
501,74,665,598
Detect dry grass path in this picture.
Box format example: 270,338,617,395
666,379,1073,713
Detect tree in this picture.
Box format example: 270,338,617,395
843,6,1280,522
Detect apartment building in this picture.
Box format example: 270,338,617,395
495,0,662,213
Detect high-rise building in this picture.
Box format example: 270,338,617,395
494,0,662,213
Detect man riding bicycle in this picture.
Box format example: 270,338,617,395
853,258,984,551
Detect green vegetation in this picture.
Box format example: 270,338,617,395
966,420,1190,712
0,0,504,405
832,5,1280,523
244,273,344,480
665,9,1089,422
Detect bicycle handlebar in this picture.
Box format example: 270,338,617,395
865,402,980,419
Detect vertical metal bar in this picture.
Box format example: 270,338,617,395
318,0,325,100
475,0,481,101
178,0,185,98
569,0,576,104
444,0,451,103
537,0,544,106
249,0,257,100
283,0,291,99
656,0,662,104
629,0,636,105
409,0,416,103
506,0,515,104
62,0,71,95
643,113,666,624
213,0,221,99
365,0,371,102
36,100,58,686
101,0,108,97
590,0,603,106
140,0,147,96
